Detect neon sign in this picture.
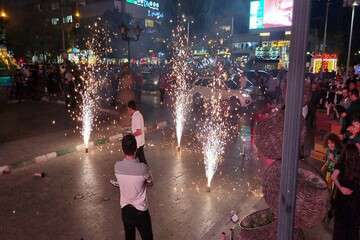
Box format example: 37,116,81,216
127,0,160,11
148,10,164,19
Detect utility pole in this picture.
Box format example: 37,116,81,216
321,0,330,75
345,1,358,78
277,0,311,239
322,0,330,53
60,0,66,51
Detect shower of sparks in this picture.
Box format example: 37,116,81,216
200,58,231,188
170,25,194,148
81,92,94,148
71,18,113,147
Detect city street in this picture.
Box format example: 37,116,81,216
1,0,358,239
0,95,265,240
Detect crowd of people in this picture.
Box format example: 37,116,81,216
8,62,150,110
305,70,360,239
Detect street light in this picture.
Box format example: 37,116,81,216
119,24,142,67
0,10,7,19
0,9,8,47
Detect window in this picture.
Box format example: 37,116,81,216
79,0,86,6
51,2,60,10
63,15,73,23
145,19,154,28
51,18,60,25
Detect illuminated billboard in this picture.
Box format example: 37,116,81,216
126,0,160,11
249,0,293,30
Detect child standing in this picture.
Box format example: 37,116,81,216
322,133,342,224
322,134,342,188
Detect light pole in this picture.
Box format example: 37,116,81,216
322,0,330,53
120,24,142,68
0,8,8,47
277,0,311,239
60,0,66,52
321,0,330,75
345,1,358,78
182,15,194,45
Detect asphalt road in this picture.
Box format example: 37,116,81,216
0,126,266,240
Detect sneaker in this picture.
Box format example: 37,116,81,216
110,179,119,188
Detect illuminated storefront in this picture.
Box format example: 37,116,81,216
311,53,337,73
255,40,290,69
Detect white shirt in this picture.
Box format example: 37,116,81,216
131,111,145,148
115,159,151,211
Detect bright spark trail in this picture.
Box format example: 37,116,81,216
73,18,112,151
170,25,194,149
200,60,230,189
81,92,94,150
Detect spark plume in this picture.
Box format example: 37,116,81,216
200,60,230,188
170,25,194,148
81,92,94,148
72,18,113,149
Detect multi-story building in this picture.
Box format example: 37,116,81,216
76,0,167,63
4,0,167,63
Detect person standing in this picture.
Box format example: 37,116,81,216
128,100,147,164
347,89,360,122
331,144,360,240
339,87,351,109
119,64,135,108
115,134,153,240
306,83,322,128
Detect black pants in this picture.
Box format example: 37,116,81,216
136,146,147,164
159,88,165,103
122,205,153,240
333,199,360,240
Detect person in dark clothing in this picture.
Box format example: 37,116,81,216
307,83,323,128
347,89,360,123
335,105,349,136
332,144,360,240
13,69,25,102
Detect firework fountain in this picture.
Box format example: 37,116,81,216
82,92,95,153
201,61,230,191
170,25,194,151
76,18,112,152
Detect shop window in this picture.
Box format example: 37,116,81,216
51,18,60,25
63,15,73,23
145,19,154,28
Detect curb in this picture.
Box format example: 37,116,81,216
3,121,169,173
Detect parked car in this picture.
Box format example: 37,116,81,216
190,75,254,109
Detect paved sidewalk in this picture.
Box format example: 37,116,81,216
0,94,170,169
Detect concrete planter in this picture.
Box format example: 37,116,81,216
262,161,329,229
234,208,304,240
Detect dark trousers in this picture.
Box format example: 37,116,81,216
136,146,147,164
333,202,360,240
159,88,165,103
122,205,153,240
